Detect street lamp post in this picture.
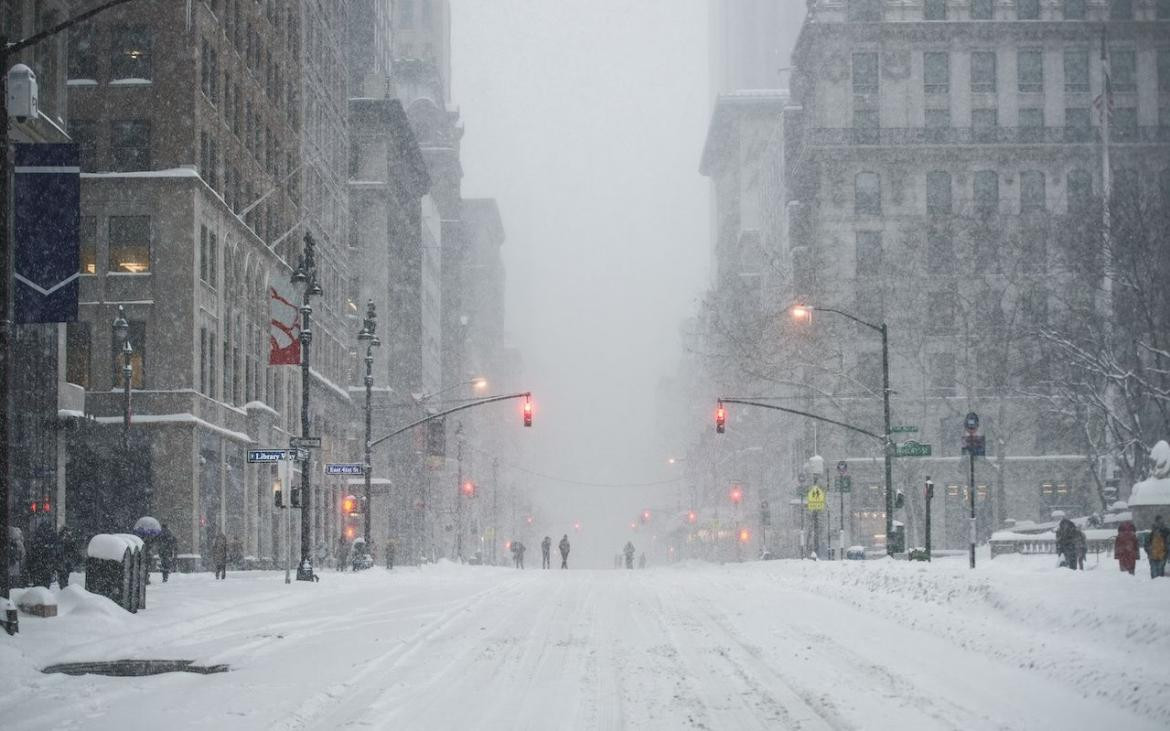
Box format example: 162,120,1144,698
793,305,894,557
112,306,133,448
292,234,322,582
357,301,380,546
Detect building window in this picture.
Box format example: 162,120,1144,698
108,215,150,273
924,0,946,20
974,171,999,214
971,0,993,19
66,322,92,389
1064,0,1087,19
70,120,98,172
924,52,949,95
927,229,954,273
110,25,152,80
1064,50,1089,93
929,353,956,396
1065,107,1091,142
1020,171,1046,212
1019,108,1044,143
1067,169,1094,213
1111,50,1136,92
68,24,97,80
112,319,146,388
1109,0,1133,20
855,231,882,273
847,0,882,22
80,216,97,274
1018,50,1043,92
1018,0,1040,19
110,120,150,171
852,52,879,95
853,109,880,144
855,172,881,215
1111,107,1138,142
971,51,996,93
926,171,952,215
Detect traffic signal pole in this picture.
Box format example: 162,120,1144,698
368,392,533,450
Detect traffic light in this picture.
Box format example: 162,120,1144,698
343,495,359,515
523,397,533,427
641,509,651,523
715,402,726,434
729,485,743,504
687,510,697,524
739,528,751,543
28,499,50,514
461,481,476,497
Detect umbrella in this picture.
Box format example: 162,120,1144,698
133,516,162,537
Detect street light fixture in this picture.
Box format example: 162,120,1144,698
357,300,380,546
791,303,894,557
292,234,322,581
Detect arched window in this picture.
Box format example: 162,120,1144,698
855,172,882,215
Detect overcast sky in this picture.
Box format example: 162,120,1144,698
452,0,711,557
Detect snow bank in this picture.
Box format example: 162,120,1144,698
15,586,56,608
55,584,131,625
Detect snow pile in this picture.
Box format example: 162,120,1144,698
1131,440,1170,507
14,586,55,609
54,585,130,625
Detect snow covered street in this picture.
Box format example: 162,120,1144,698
2,557,1168,730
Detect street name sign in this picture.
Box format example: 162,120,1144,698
289,436,322,449
891,425,918,434
807,486,826,512
895,441,933,458
248,449,288,463
325,463,365,476
834,476,852,493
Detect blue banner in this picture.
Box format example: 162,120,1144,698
13,144,80,323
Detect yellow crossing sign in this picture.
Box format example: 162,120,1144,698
807,486,826,512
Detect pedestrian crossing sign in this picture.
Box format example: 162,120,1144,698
807,486,826,512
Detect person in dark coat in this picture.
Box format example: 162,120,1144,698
27,522,59,588
157,524,177,582
558,534,571,569
623,541,635,569
386,539,396,570
56,525,78,588
212,531,228,579
540,536,552,569
1055,518,1078,570
515,542,526,570
336,536,350,571
1115,521,1139,575
1145,514,1170,579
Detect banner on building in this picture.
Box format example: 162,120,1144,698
269,280,300,365
13,144,80,324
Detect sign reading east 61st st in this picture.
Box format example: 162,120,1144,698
807,486,826,512
325,463,365,476
895,440,933,458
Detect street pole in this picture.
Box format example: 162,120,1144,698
455,424,464,561
0,0,145,628
924,477,934,562
881,323,894,557
357,302,379,546
969,447,976,569
839,475,845,561
293,234,322,582
491,457,499,565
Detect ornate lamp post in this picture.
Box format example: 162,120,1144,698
357,301,380,544
292,234,322,581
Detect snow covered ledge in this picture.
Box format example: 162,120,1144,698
1129,440,1170,530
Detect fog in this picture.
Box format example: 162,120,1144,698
453,0,711,563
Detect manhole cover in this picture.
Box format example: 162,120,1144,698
42,660,229,676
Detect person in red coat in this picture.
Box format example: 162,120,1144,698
1115,521,1139,575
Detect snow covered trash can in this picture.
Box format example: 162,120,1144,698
85,534,146,613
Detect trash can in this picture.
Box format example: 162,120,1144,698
86,534,146,613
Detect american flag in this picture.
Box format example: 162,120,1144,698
1092,30,1113,127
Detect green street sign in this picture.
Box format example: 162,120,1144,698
891,425,918,434
895,440,932,458
834,476,852,493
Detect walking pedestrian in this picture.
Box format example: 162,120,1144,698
558,534,571,569
541,536,551,569
56,525,78,588
1115,521,1139,575
212,531,228,580
1144,514,1169,579
337,536,350,571
158,523,177,582
623,541,635,569
27,522,58,588
638,552,647,570
1055,518,1078,570
386,539,396,570
516,541,526,570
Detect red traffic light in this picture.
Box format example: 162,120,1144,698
523,398,533,427
29,499,51,514
641,509,651,523
342,495,358,514
687,510,697,524
729,485,743,504
461,481,476,497
715,402,726,434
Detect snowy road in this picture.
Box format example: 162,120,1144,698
2,558,1168,730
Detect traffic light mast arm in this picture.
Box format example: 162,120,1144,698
717,397,884,443
368,391,532,450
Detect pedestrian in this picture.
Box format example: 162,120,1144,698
516,541,526,570
386,539,396,570
1055,518,1078,570
56,525,78,589
623,541,635,569
638,552,647,570
315,540,329,570
158,523,177,582
1115,521,1139,575
337,536,350,571
1144,514,1170,579
1074,527,1087,570
558,534,571,569
27,522,59,588
212,531,228,580
541,536,552,569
